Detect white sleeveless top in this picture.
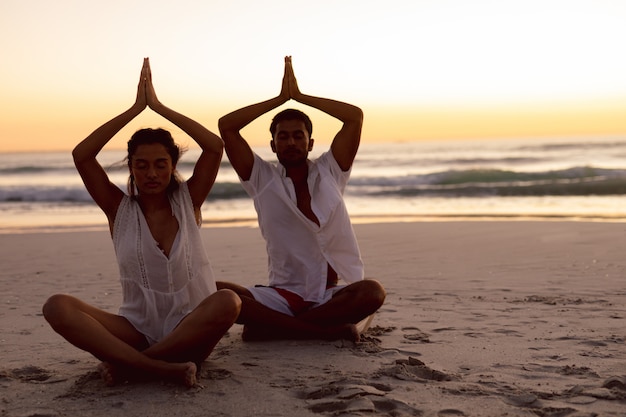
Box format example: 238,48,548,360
112,182,216,344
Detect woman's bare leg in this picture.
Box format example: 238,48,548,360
42,294,197,387
142,289,241,364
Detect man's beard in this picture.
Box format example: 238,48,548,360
277,149,308,168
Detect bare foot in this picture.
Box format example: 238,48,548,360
98,361,196,388
349,323,361,344
97,362,138,386
97,362,116,387
330,323,360,344
356,313,375,335
241,325,260,341
181,362,197,387
154,361,198,387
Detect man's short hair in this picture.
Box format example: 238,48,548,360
270,109,313,137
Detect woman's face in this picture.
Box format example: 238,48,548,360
129,143,175,196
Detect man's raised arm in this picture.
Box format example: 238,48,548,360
218,62,290,181
285,56,363,171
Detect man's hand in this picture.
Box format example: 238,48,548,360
285,55,302,100
279,56,292,102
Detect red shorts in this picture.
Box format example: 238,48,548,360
248,285,344,316
272,287,316,315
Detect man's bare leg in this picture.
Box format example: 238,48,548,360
240,295,358,342
217,281,358,342
297,279,386,327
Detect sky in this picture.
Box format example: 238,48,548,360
1,0,625,152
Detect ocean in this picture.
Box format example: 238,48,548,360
2,137,626,233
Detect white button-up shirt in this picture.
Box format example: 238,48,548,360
241,151,364,302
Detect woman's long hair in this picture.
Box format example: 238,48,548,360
126,128,185,198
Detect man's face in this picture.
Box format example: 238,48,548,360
271,119,314,168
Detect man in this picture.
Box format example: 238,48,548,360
217,56,385,342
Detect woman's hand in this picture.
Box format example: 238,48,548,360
134,58,149,111
144,58,163,111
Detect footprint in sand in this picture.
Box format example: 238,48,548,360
365,325,396,337
352,327,396,355
8,365,61,383
401,326,430,343
603,376,626,391
302,358,460,416
301,378,421,416
199,367,232,380
438,409,467,416
376,357,458,382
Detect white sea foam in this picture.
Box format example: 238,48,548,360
2,137,626,232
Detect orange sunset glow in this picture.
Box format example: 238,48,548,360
1,1,625,153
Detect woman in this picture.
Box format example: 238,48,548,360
42,58,240,388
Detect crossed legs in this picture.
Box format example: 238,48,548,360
42,289,241,387
217,279,385,342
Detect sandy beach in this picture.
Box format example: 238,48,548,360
1,220,625,416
